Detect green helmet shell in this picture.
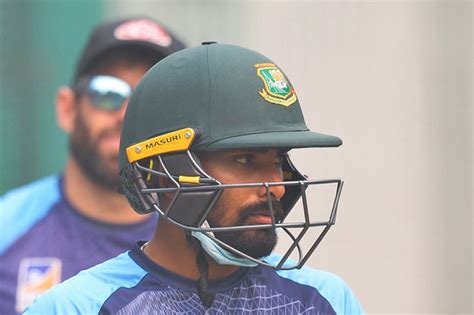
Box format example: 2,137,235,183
119,43,341,170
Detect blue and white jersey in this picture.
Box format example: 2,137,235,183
25,242,363,314
0,175,157,315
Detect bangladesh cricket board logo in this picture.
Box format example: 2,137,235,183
255,63,297,107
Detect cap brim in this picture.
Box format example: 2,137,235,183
78,41,166,74
201,130,342,151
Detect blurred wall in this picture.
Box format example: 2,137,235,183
0,1,103,193
0,1,471,313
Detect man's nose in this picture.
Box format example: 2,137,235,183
256,167,286,201
116,99,129,121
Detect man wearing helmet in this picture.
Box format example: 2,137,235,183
26,43,363,314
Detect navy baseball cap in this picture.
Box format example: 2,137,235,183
72,17,186,83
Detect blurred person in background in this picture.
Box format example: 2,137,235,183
0,17,185,314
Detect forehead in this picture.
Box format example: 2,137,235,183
95,59,150,74
96,62,150,89
85,46,157,76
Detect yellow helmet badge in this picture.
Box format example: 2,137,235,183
255,63,297,107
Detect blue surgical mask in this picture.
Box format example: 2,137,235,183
191,230,258,267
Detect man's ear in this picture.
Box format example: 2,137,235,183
156,162,175,202
56,86,77,134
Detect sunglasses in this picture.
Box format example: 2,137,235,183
75,75,133,111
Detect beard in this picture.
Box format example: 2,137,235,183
69,112,121,190
207,198,285,259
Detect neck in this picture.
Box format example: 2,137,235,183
63,157,149,224
144,219,239,280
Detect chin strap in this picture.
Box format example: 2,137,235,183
196,246,215,308
189,235,215,308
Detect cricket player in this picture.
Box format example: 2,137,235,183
0,17,184,314
26,43,363,314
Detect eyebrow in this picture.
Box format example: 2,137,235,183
239,148,290,155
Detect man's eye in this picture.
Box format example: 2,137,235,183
274,155,284,166
234,154,253,165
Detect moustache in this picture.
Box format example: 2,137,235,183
238,198,285,224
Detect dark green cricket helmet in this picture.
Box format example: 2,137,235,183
119,42,343,270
